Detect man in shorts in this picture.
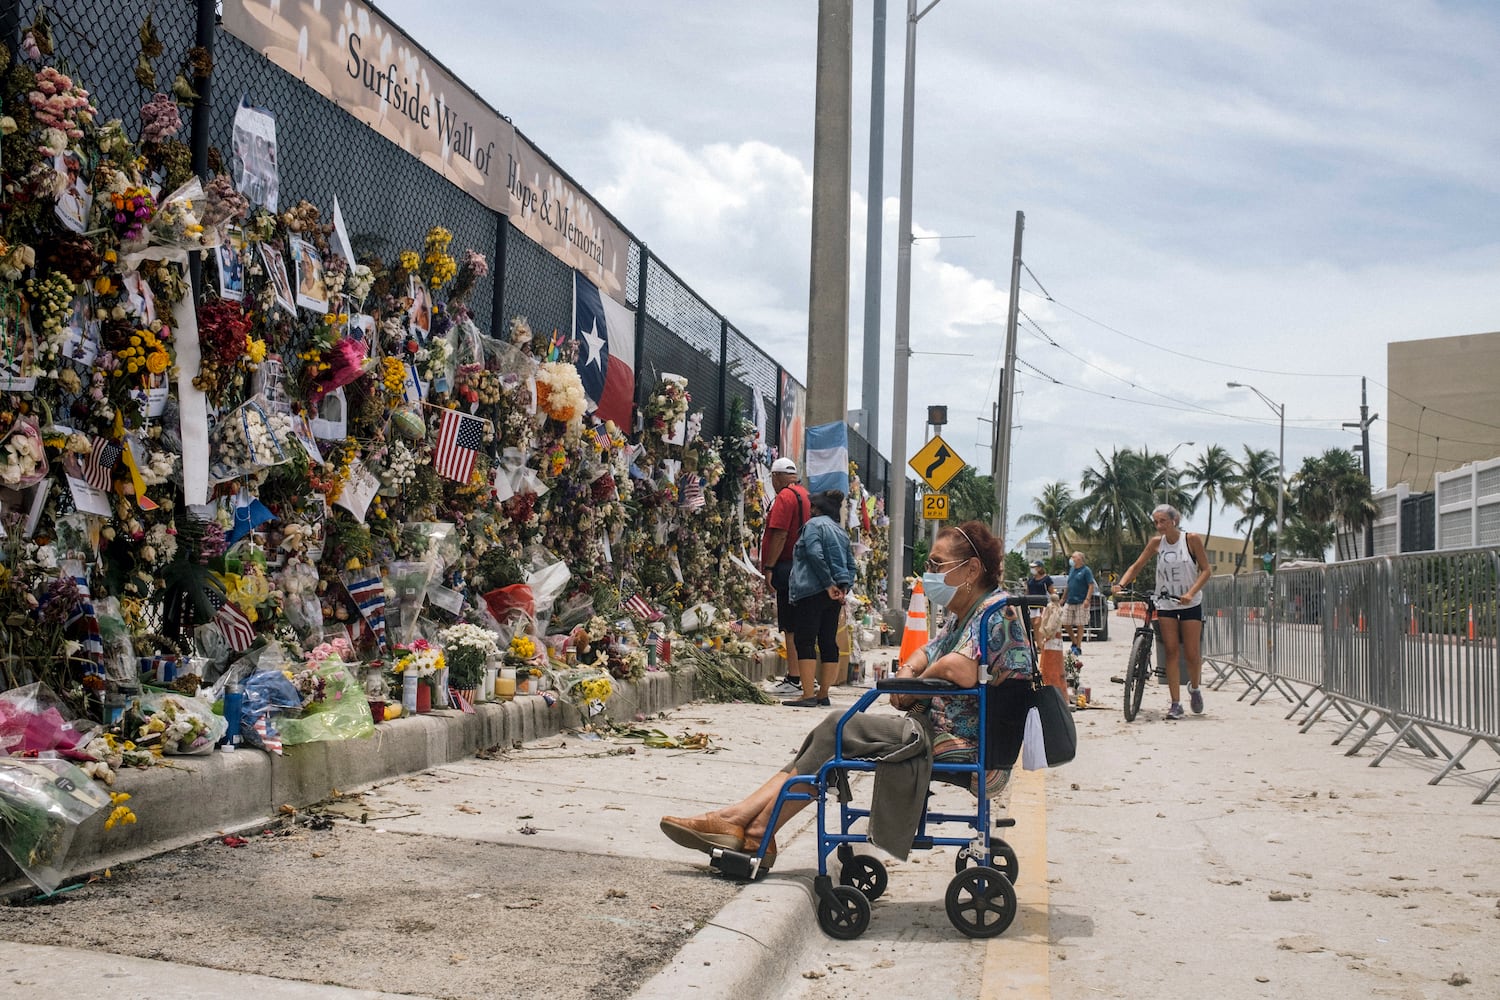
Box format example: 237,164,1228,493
1062,551,1095,656
760,457,811,695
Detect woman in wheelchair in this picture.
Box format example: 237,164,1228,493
660,520,1035,871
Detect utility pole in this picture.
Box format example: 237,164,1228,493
991,211,1024,547
804,0,853,428
860,0,887,447
1344,376,1379,557
886,0,947,613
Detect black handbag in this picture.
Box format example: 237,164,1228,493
1032,682,1077,766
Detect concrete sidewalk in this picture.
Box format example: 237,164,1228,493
0,652,776,896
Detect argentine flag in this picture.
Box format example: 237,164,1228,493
805,421,849,497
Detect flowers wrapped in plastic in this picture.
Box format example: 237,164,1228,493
209,394,294,482
147,177,222,251
133,690,226,755
0,756,112,893
275,639,374,745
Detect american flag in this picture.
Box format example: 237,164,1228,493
214,599,256,652
344,572,389,651
433,408,485,483
67,436,122,491
624,593,663,622
656,635,671,665
678,475,705,511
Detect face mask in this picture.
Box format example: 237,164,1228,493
922,570,959,607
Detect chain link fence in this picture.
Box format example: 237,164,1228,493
28,0,883,473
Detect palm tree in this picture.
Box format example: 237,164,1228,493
1233,447,1279,572
1282,512,1335,561
1183,445,1242,543
1017,482,1081,556
1290,448,1377,560
1078,448,1152,570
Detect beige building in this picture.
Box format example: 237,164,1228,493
1387,331,1500,492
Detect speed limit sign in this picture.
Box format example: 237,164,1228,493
922,493,950,520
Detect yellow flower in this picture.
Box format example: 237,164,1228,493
245,338,267,364
146,350,170,374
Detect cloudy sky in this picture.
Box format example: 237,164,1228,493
379,0,1499,545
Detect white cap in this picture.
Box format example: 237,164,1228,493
770,457,798,477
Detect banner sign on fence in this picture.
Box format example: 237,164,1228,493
223,0,629,302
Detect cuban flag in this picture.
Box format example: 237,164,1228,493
572,271,636,427
805,421,849,497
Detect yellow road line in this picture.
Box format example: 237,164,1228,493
979,765,1049,999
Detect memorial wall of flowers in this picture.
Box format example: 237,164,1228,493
0,14,864,805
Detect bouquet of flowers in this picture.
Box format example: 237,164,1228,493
535,361,586,424
209,394,294,482
394,638,444,677
439,622,500,689
0,757,112,893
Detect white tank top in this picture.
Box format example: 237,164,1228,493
1154,531,1201,610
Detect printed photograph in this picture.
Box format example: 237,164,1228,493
216,227,247,301
260,242,297,315
291,236,329,314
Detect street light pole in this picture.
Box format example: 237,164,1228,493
885,0,945,614
1160,440,1195,507
1229,383,1285,572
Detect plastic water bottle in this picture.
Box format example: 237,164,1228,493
220,682,243,750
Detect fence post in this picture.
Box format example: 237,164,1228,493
718,317,729,438
490,214,508,333
633,246,649,419
187,0,217,299
772,366,784,456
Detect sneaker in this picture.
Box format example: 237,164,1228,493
1070,644,1082,656
816,697,831,707
783,697,822,708
1165,702,1185,720
769,678,802,695
1189,687,1204,715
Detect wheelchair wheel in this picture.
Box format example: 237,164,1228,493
839,854,889,901
945,866,1017,938
955,841,1019,884
1123,632,1151,722
817,885,871,940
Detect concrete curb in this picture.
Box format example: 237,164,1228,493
0,652,780,895
631,874,817,1000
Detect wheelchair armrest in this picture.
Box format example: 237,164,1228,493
875,677,961,693
1010,594,1051,609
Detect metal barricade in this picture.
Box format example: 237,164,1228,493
1199,550,1500,804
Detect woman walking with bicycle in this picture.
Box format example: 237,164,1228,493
1114,504,1212,720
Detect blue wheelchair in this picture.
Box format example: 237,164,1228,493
709,595,1043,940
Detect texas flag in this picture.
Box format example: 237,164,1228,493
573,272,636,427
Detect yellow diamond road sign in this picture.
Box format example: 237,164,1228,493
910,434,965,491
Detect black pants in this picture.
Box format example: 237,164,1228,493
792,591,841,663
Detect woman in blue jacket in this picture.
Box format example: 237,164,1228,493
783,489,856,707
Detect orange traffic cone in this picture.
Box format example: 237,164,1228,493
898,581,930,664
1357,612,1366,633
1467,605,1476,642
1408,605,1418,637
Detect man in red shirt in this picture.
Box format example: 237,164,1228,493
761,456,811,695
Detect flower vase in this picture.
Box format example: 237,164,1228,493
482,666,498,703
402,671,419,714
517,673,535,696
415,679,432,714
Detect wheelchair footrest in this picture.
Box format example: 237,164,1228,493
709,846,766,881
995,817,1016,829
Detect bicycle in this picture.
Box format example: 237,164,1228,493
1112,590,1160,722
